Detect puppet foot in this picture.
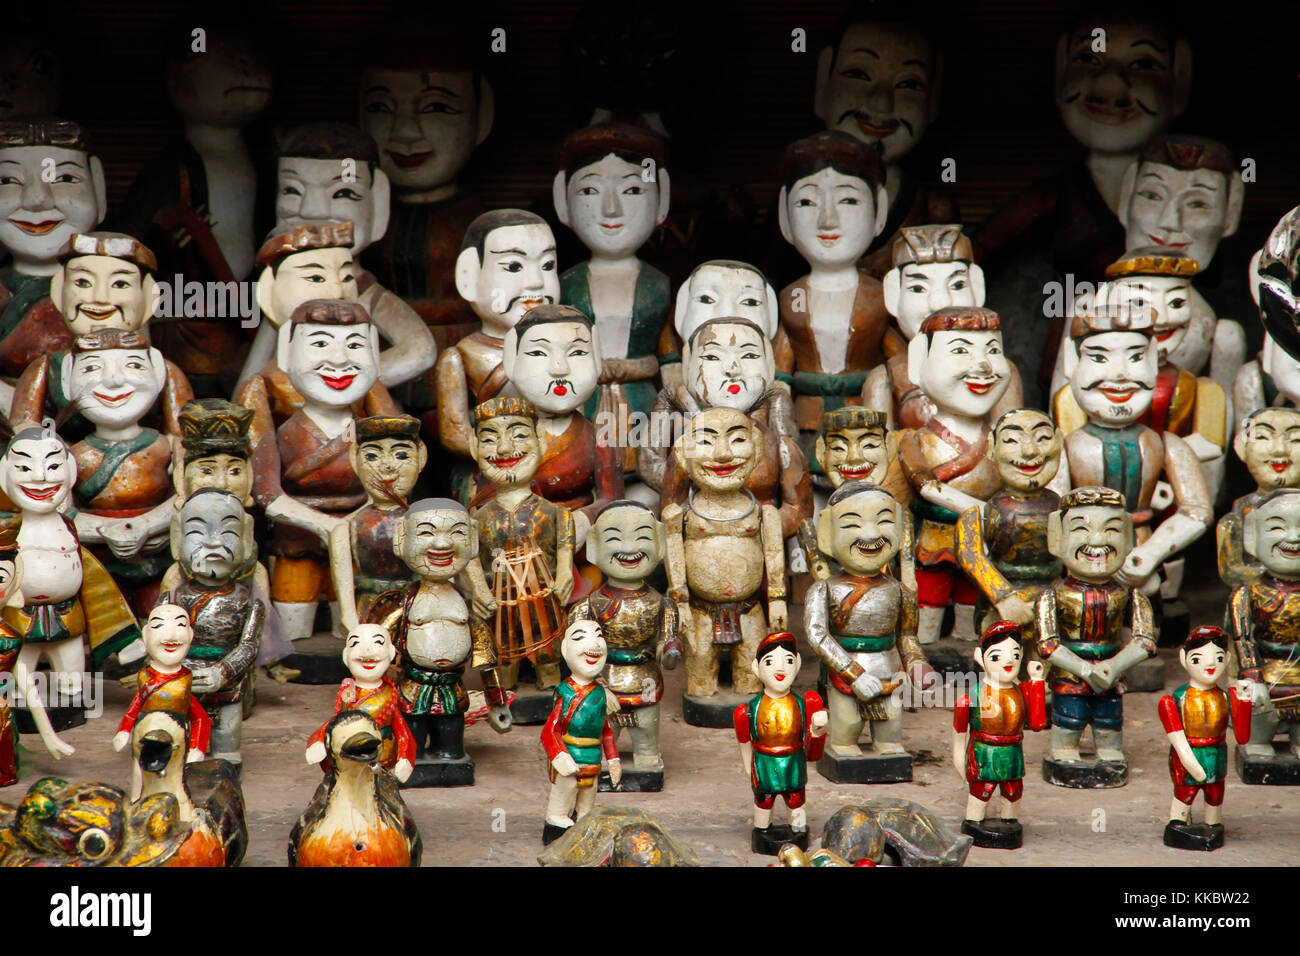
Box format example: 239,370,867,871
950,604,977,642
961,818,1023,849
542,820,573,846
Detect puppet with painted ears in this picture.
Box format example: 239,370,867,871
669,260,779,391
805,482,931,782
274,122,435,389
897,307,1010,643
501,305,621,548
50,232,158,334
541,619,621,842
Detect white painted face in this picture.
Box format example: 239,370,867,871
167,36,272,128
0,146,103,266
285,322,380,408
342,624,396,683
398,507,474,582
918,330,1010,417
267,247,358,328
57,256,152,334
0,435,73,514
1124,164,1231,269
276,158,378,253
1056,504,1131,581
471,414,541,487
1246,494,1300,578
1237,409,1300,491
1180,641,1226,687
1055,19,1184,153
142,604,193,669
975,636,1022,682
678,408,759,494
825,492,901,576
563,153,659,258
68,348,165,431
783,167,879,269
1069,330,1158,425
686,321,772,412
753,643,800,694
1102,276,1192,358
817,425,886,487
508,321,600,415
360,68,481,191
460,223,559,327
589,505,662,584
561,619,607,681
887,260,981,338
675,263,775,340
818,21,936,162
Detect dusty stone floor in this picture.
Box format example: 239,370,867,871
9,583,1300,867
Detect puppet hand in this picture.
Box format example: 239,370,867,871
607,757,622,787
393,759,414,783
851,672,883,700
304,741,327,765
112,731,130,752
810,710,828,736
488,705,513,733
1026,660,1046,682
551,752,579,776
768,600,788,631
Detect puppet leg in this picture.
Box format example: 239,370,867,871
46,639,85,700
827,686,865,758
629,703,663,771
731,605,769,696
683,608,721,698
574,780,598,821
870,694,906,755
545,774,579,828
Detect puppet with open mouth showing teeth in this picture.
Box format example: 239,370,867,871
1036,486,1157,788
1054,300,1213,629
1217,408,1300,589
1229,487,1300,784
566,500,680,790
957,408,1066,641
805,481,933,784
897,306,1010,644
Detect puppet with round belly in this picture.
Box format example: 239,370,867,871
272,122,436,394
467,397,575,724
804,481,933,784
896,307,1010,644
775,131,899,475
10,231,194,438
566,500,680,792
1053,302,1213,641
1229,488,1300,785
554,123,673,471
329,414,426,630
652,318,812,552
1,424,139,737
662,407,787,727
498,304,623,556
864,224,1022,429
956,409,1066,642
365,498,511,787
1036,486,1157,788
1216,408,1300,589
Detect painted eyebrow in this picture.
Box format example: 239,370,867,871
54,161,86,169
998,424,1025,435
292,261,327,270
725,425,749,435
946,337,973,346
850,48,880,58
621,173,641,180
1128,39,1168,53
419,84,461,96
488,247,526,255
527,337,551,345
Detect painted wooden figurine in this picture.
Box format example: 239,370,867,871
437,209,559,464
1037,487,1157,788
663,407,787,727
1,424,139,736
0,532,35,784
554,123,672,468
330,414,425,629
1234,331,1300,437
0,118,106,382
805,481,931,783
1217,408,1300,589
775,131,899,466
666,258,779,391
1159,626,1253,850
500,304,623,548
956,409,1065,637
305,623,415,784
566,500,681,791
289,711,422,867
368,498,512,787
541,619,621,845
171,489,265,765
952,621,1048,849
897,307,1011,643
653,318,811,544
1229,488,1300,784
113,600,211,800
468,397,575,722
734,631,827,855
864,224,1021,428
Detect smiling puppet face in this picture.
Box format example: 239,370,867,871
142,603,194,669
342,623,397,684
281,313,380,410
1244,490,1300,580
973,631,1023,686
588,502,664,586
0,144,105,267
1068,329,1158,426
817,484,901,577
989,409,1062,493
1236,408,1300,492
913,328,1009,418
1048,494,1133,583
561,619,607,681
0,431,74,515
394,500,475,583
1179,637,1227,688
677,407,760,493
66,347,166,432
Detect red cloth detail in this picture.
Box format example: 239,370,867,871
1023,679,1049,732
953,694,971,733
541,695,566,762
1157,694,1183,734
804,691,827,763
1230,687,1253,745
915,564,980,607
733,703,751,743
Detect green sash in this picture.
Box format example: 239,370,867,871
0,269,52,340
1082,422,1143,511
834,633,895,653
79,430,161,504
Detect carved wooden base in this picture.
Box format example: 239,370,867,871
751,824,808,856
15,704,86,735
682,691,753,728
1123,655,1166,693
1163,820,1224,851
817,751,913,783
510,688,558,725
598,755,664,792
542,822,571,846
401,754,475,788
961,818,1023,849
1235,746,1300,785
1042,756,1128,788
